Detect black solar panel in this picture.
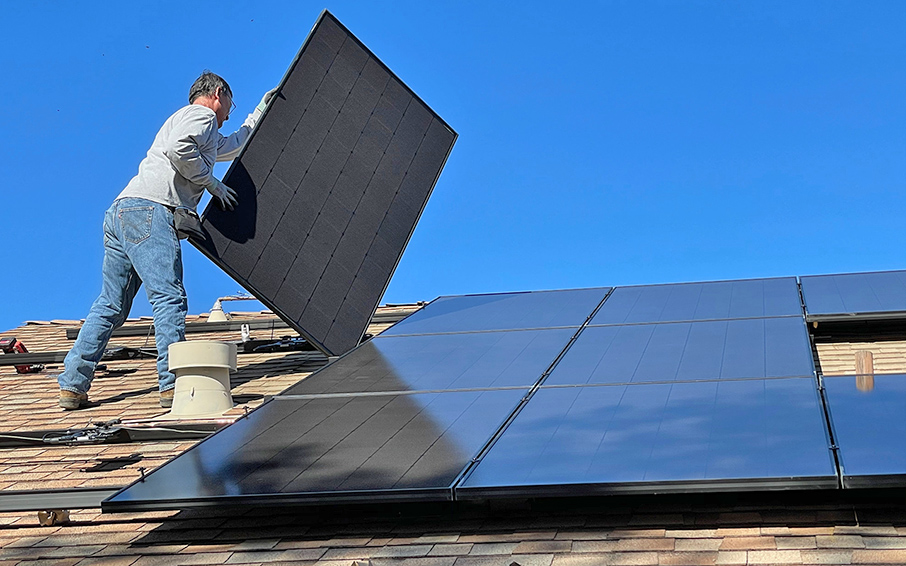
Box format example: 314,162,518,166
458,378,837,497
194,11,457,356
107,271,867,512
382,288,610,336
823,374,906,488
544,318,814,386
800,270,906,321
591,278,802,325
104,389,527,509
281,328,576,395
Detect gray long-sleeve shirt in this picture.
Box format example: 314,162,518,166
117,104,259,209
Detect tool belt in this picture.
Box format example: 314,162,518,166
173,207,205,240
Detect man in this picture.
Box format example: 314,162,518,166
58,71,276,410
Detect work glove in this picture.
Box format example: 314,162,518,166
257,87,279,112
206,180,238,211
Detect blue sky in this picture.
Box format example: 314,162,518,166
1,1,904,332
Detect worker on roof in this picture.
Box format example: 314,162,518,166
57,71,277,410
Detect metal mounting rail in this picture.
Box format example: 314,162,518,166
64,311,412,340
0,487,123,512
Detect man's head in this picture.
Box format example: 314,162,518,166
189,71,234,127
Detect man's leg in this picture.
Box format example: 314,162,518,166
125,200,187,398
59,204,142,405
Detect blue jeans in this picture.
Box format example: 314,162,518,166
58,198,187,395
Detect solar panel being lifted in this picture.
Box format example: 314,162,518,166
193,11,457,356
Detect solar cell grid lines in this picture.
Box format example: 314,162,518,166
545,317,815,386
800,270,906,321
194,11,457,356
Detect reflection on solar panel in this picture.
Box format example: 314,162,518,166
193,11,457,356
823,374,906,488
458,379,836,496
800,270,906,321
281,328,577,395
382,288,611,335
108,270,906,511
592,278,802,325
545,318,814,386
104,389,527,509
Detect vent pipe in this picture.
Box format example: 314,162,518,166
167,341,237,417
207,299,231,322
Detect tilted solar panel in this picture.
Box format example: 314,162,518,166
193,11,457,356
800,270,906,321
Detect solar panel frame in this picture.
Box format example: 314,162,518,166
192,10,457,356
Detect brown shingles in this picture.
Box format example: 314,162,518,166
4,305,906,566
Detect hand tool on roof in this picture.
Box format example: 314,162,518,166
0,337,44,374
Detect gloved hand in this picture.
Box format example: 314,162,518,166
257,87,279,112
206,180,238,211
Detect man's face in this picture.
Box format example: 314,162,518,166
214,88,234,128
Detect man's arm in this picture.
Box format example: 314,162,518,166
215,88,279,162
164,108,237,210
164,109,219,188
214,120,253,162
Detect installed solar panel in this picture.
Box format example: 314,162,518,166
381,288,610,336
800,271,906,321
104,389,527,510
282,328,576,395
457,378,836,497
591,278,802,325
544,317,814,386
194,11,457,356
823,374,906,488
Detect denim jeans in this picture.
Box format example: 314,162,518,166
58,198,187,395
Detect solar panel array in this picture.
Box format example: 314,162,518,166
105,288,611,509
193,11,457,356
108,269,906,511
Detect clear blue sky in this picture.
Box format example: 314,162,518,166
1,1,904,332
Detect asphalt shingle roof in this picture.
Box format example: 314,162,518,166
0,305,904,565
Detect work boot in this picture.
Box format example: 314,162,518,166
59,390,89,410
160,388,174,408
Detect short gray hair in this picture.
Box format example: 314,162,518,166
188,71,232,104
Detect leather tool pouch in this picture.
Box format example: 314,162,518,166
173,207,205,241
